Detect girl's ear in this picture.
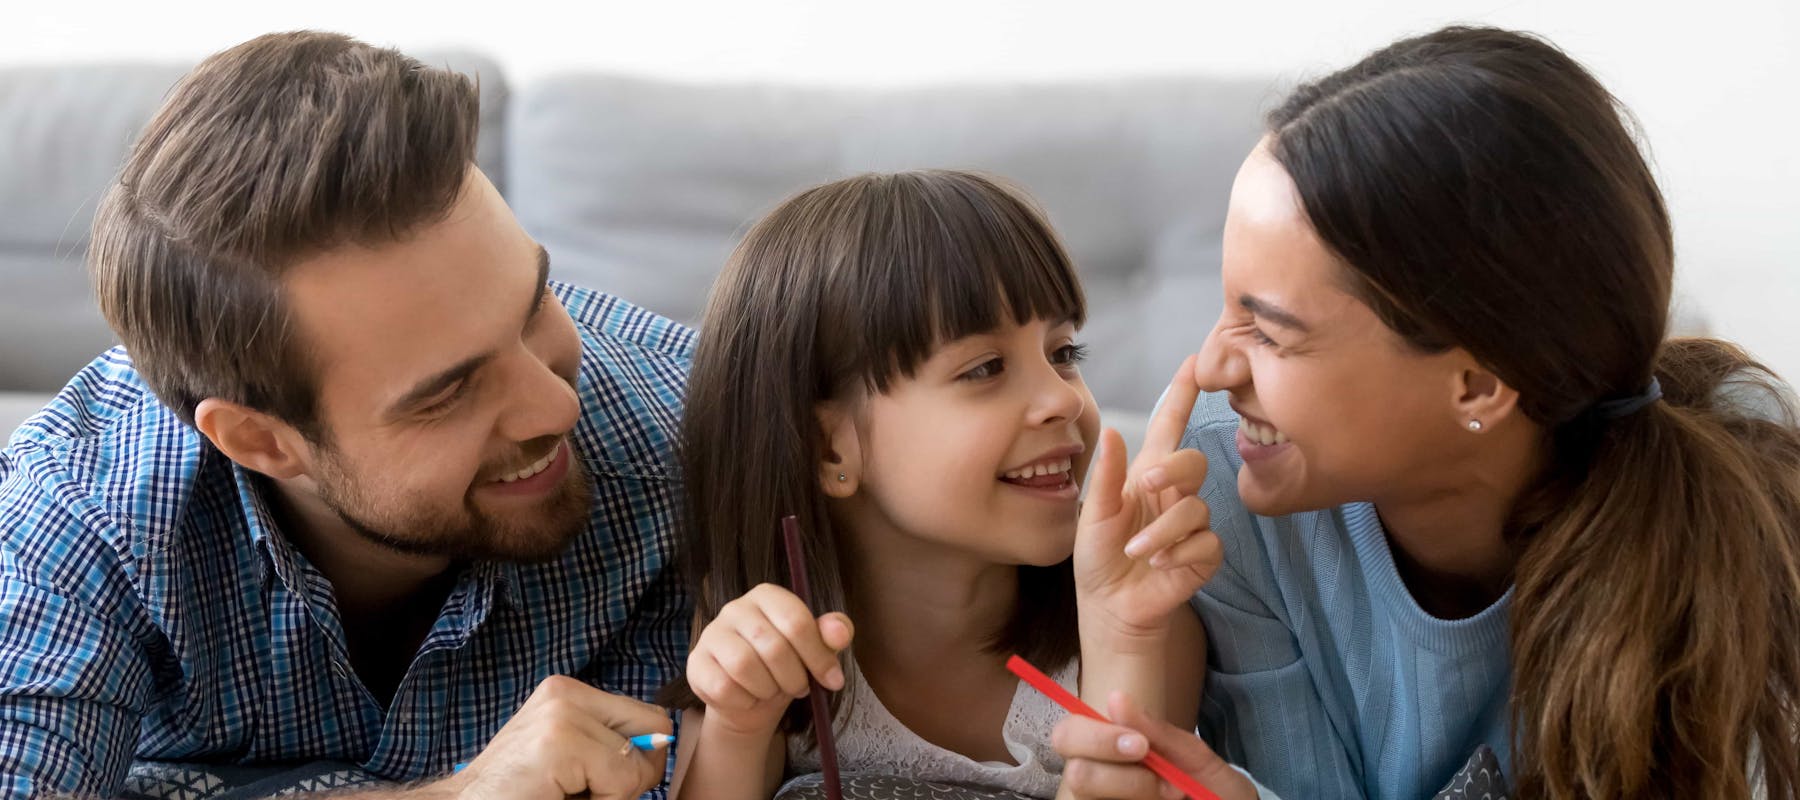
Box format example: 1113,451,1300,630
816,400,863,498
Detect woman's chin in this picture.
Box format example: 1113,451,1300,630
1238,472,1316,517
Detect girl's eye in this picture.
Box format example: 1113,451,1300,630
1052,342,1090,367
1248,326,1279,347
959,357,1005,382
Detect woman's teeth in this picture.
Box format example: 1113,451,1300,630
498,444,559,483
1001,457,1074,480
1242,420,1289,447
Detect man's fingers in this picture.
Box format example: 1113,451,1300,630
550,678,676,734
1140,355,1201,459
1081,428,1130,524
567,726,662,800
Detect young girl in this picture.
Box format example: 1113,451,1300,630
659,170,1221,798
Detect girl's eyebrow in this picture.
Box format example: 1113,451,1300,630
1239,294,1312,333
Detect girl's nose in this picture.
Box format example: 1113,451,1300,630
1027,360,1087,427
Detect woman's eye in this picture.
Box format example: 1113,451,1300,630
1052,342,1090,366
1248,326,1279,347
959,357,1005,381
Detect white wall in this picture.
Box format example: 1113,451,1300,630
13,0,1799,380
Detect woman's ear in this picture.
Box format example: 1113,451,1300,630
1449,354,1523,434
816,400,863,498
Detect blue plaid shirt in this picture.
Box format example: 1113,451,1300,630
0,282,694,797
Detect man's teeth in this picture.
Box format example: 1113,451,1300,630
1001,457,1074,480
1242,420,1289,447
499,444,560,483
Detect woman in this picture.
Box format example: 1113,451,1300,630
1054,25,1800,800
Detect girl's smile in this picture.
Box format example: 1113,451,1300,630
997,443,1085,500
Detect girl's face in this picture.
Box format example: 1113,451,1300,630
1194,141,1475,516
839,316,1100,567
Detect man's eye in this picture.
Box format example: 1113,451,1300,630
420,382,469,415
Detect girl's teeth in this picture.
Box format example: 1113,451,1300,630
1003,457,1073,480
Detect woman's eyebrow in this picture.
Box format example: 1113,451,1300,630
1239,294,1312,333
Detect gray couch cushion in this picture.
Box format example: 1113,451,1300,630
0,50,507,394
507,75,1271,412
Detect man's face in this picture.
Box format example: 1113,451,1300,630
282,168,590,562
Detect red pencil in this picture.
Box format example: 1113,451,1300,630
781,515,843,800
1006,654,1220,800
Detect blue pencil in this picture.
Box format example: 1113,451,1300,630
451,733,673,772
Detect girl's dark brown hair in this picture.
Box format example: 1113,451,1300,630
657,170,1087,740
1268,26,1800,799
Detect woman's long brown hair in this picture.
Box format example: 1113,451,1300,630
1268,26,1800,799
658,171,1087,743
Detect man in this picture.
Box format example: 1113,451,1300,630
0,31,691,798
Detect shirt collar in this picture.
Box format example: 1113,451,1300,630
233,461,521,625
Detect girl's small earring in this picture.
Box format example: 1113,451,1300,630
1467,419,1483,432
838,472,848,482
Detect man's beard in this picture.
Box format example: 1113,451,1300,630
311,440,592,563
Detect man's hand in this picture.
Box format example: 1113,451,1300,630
439,675,671,800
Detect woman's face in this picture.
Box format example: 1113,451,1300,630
1193,140,1479,516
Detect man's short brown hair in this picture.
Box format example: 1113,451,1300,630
90,31,480,436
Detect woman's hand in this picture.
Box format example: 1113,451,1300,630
1075,355,1224,645
1055,692,1259,800
685,583,853,737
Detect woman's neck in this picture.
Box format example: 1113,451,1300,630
1374,425,1544,619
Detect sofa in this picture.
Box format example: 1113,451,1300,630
1,49,1287,447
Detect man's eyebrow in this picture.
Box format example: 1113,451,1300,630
389,246,550,418
1239,294,1312,333
390,353,489,416
525,245,550,327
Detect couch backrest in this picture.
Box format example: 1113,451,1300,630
507,75,1271,412
0,52,508,393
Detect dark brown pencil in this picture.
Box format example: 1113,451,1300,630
780,515,842,800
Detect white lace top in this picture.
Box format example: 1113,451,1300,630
785,656,1078,798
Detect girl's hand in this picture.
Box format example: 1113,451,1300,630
1075,355,1223,644
686,583,854,738
1054,692,1259,800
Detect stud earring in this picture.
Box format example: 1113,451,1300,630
838,472,848,482
1467,419,1483,432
